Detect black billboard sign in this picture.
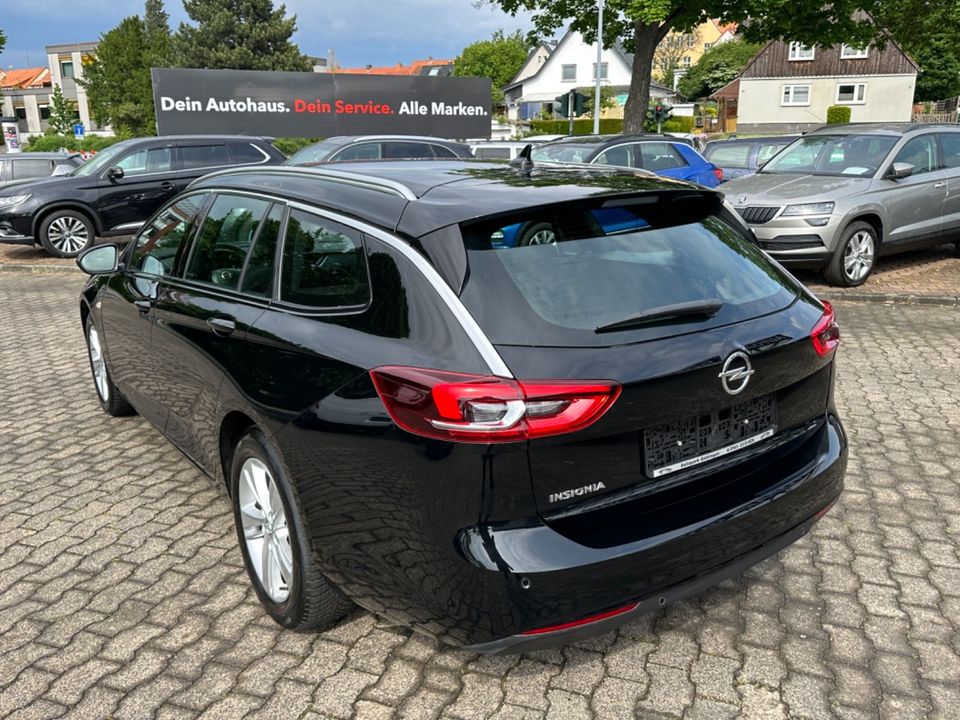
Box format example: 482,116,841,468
151,68,492,139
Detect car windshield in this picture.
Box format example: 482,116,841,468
760,134,897,177
70,141,136,177
531,143,597,163
286,140,344,165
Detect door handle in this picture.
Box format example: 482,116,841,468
133,299,152,315
206,316,236,337
160,182,174,191
934,182,946,189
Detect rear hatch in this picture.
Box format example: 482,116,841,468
455,191,835,529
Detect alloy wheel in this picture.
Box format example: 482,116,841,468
238,457,293,603
47,216,90,254
843,231,875,282
87,324,109,402
528,229,556,245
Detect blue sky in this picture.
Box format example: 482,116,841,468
0,0,534,71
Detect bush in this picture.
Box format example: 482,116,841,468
529,118,624,135
826,105,852,124
25,134,124,153
660,116,696,133
272,137,320,156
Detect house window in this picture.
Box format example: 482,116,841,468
682,56,691,68
782,85,811,106
704,42,714,51
836,82,866,104
60,61,74,79
592,62,608,80
561,64,576,82
840,44,869,59
788,42,815,61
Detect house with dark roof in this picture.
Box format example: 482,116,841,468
727,38,919,133
502,29,676,122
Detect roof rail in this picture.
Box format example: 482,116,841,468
191,165,419,201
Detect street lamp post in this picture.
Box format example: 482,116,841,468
593,0,605,135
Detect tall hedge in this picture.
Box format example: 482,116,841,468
25,135,123,153
530,115,695,136
826,105,852,124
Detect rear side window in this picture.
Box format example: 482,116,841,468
185,194,271,289
280,210,369,308
132,194,207,276
383,142,435,159
228,141,267,164
594,145,635,167
939,133,960,168
11,159,53,180
334,143,381,161
705,143,752,167
181,144,230,169
638,143,686,171
431,144,458,158
241,204,283,297
458,195,798,347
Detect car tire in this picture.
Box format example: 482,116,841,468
84,316,135,417
230,429,353,631
823,221,877,287
39,210,96,258
517,221,556,246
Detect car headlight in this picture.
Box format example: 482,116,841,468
0,194,31,209
781,202,834,216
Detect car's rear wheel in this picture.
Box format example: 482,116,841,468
823,221,877,287
84,316,134,416
230,430,353,631
40,210,95,257
518,221,556,246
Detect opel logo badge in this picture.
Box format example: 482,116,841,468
736,194,748,205
719,351,754,395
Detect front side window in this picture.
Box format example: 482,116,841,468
836,83,866,104
638,142,686,171
185,194,272,289
131,194,207,276
757,142,790,164
115,147,173,176
334,143,381,162
531,143,596,163
561,64,576,81
475,147,512,160
280,210,369,308
788,42,815,61
181,144,230,169
782,85,810,106
11,159,53,180
894,136,938,175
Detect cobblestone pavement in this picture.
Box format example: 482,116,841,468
1,273,959,720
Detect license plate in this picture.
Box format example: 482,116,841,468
643,395,777,478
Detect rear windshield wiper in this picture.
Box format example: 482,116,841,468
595,299,723,334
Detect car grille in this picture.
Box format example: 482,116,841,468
736,206,781,225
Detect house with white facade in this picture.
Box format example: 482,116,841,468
732,38,919,134
503,30,676,122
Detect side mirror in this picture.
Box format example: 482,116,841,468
106,166,124,181
77,244,120,275
889,162,914,180
51,164,72,177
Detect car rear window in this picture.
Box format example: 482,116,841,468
457,194,799,347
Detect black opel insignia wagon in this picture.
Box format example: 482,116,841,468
76,161,846,653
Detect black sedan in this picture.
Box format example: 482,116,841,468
0,135,283,257
285,135,474,165
76,161,846,652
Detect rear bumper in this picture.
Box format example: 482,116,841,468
460,414,846,653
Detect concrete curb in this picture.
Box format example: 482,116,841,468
0,263,79,275
814,290,960,307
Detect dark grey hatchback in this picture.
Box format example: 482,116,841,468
76,161,846,652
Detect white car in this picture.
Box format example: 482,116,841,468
468,141,534,161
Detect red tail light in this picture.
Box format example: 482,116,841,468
713,167,724,182
519,602,639,636
811,301,840,358
369,366,621,443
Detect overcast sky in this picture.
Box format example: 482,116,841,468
0,0,536,70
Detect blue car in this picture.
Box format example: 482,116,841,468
494,207,650,247
531,134,723,188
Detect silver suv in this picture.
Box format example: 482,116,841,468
719,124,960,286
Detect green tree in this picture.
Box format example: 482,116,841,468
677,38,762,99
454,29,530,106
144,0,172,67
174,0,311,71
488,0,885,132
82,16,157,135
878,0,960,101
48,84,76,135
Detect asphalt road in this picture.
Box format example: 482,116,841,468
1,273,958,719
